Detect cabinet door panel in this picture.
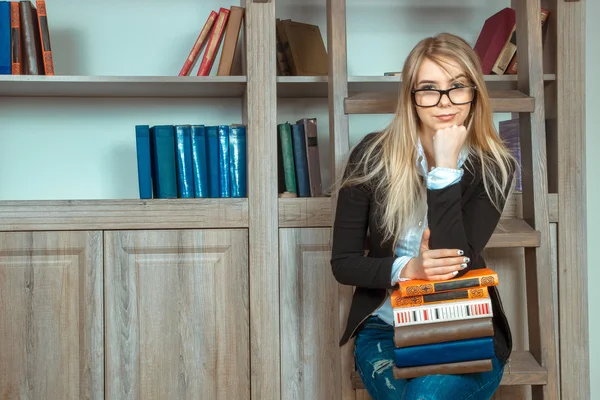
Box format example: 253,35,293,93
0,231,104,400
104,229,249,400
279,228,341,400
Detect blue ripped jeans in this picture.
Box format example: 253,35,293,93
354,316,505,400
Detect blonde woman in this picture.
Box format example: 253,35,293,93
330,33,516,399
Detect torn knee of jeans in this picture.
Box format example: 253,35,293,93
370,359,395,379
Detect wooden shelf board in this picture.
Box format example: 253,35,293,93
275,75,556,99
344,90,535,114
278,193,557,231
351,351,547,389
0,198,248,231
278,196,332,227
0,75,247,98
277,76,328,98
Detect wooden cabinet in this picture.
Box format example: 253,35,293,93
0,229,249,400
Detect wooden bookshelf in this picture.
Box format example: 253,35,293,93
0,198,249,231
0,75,247,98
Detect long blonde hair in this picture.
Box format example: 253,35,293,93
338,33,516,248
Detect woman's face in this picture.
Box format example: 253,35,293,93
412,57,474,138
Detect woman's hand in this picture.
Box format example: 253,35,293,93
401,228,469,281
433,124,468,169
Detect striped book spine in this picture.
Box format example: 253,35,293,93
393,298,492,327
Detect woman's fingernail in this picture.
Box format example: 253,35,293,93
458,250,464,255
464,257,470,263
460,263,467,269
453,271,459,276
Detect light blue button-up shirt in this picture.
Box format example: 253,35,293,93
372,139,469,326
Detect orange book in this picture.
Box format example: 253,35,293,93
396,267,498,297
197,7,229,76
35,0,54,75
217,6,244,76
391,287,490,308
10,2,21,75
179,10,217,76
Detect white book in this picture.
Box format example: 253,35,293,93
393,298,493,327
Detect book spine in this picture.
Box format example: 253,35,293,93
179,11,217,76
393,336,495,368
205,126,220,198
297,117,322,197
135,125,153,199
217,6,244,76
35,0,53,75
150,125,178,199
228,124,247,198
0,1,10,74
197,8,229,76
10,1,21,75
393,298,493,327
392,287,489,308
19,0,43,75
278,123,297,195
175,125,195,198
399,272,498,297
392,359,492,380
291,123,310,197
191,125,209,198
393,317,494,348
217,125,230,198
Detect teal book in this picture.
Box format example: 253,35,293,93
291,122,310,197
150,125,177,198
205,126,220,198
229,124,247,197
175,125,195,198
135,125,153,199
393,336,495,368
191,125,209,198
217,125,231,198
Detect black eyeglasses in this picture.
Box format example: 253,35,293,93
411,86,477,108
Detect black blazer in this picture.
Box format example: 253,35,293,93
330,132,514,364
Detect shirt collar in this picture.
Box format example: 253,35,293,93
416,137,469,177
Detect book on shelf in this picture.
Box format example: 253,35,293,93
275,18,327,76
277,118,324,198
498,117,522,191
135,124,247,200
179,5,245,77
2,0,53,75
388,267,499,379
473,6,550,76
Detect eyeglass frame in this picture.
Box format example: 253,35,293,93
410,85,477,108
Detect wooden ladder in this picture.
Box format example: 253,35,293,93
326,0,560,398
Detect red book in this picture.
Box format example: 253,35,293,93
197,8,230,76
473,7,515,75
35,0,54,75
10,2,21,75
179,10,217,76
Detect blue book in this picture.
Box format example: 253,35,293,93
0,1,10,74
228,125,247,198
191,125,209,198
205,126,220,198
393,336,495,368
135,125,153,199
291,123,310,197
150,125,178,199
217,125,230,198
175,125,195,198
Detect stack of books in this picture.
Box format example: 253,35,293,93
390,267,499,379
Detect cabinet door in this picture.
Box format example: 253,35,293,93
279,228,341,400
0,231,104,400
104,229,249,400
